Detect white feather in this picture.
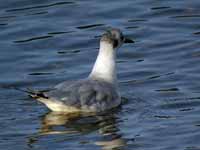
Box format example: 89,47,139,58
89,41,117,85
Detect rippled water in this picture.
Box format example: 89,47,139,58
1,0,200,149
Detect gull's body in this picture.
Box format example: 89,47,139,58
31,28,132,113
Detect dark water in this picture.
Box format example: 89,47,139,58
1,0,200,149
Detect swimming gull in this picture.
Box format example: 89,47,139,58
30,28,133,113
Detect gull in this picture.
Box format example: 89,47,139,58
29,28,133,113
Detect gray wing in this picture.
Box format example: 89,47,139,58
44,79,120,111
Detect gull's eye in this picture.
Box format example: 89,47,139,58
113,39,118,48
120,36,124,41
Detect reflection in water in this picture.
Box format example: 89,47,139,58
28,111,127,150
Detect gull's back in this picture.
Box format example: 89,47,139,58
38,79,121,112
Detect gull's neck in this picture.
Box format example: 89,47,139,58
89,41,117,85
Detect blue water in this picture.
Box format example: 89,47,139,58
1,0,200,149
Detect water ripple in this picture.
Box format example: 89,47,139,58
48,31,74,35
25,11,48,16
159,99,200,110
6,1,75,12
151,6,171,10
0,23,8,26
77,24,104,29
13,35,53,43
155,88,179,92
28,72,54,76
171,14,200,19
0,15,16,19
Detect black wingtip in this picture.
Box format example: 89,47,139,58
1,85,49,99
34,92,49,99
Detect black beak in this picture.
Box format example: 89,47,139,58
124,37,134,43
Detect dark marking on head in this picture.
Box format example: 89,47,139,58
100,28,133,49
100,28,124,49
113,39,119,48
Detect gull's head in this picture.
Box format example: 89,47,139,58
100,28,133,49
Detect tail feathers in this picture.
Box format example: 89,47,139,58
1,85,71,112
2,85,83,112
1,85,49,99
29,90,49,99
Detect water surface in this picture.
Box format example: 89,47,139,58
1,0,200,150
